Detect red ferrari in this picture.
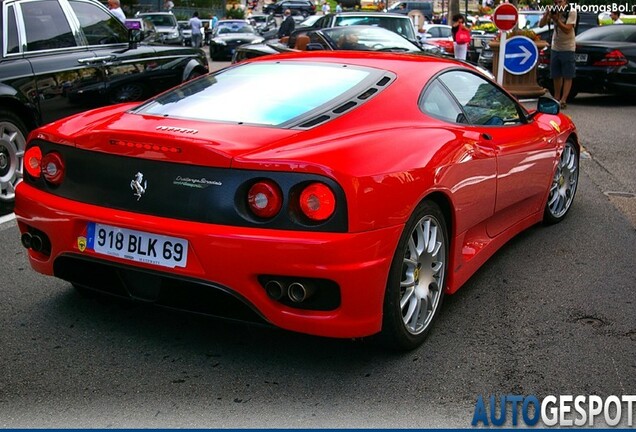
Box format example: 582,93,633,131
15,52,579,350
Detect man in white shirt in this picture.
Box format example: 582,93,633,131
108,0,126,23
610,11,623,24
189,11,203,47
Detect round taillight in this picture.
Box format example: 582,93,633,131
41,152,65,185
247,180,283,219
24,146,42,178
299,182,335,222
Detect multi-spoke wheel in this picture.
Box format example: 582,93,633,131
108,83,145,104
381,201,448,351
544,140,579,224
0,110,27,204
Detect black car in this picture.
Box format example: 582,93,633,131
232,25,440,63
299,12,420,46
209,20,264,60
537,24,636,100
0,0,209,204
263,0,316,17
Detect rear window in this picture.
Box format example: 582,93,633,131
134,62,381,126
334,16,416,41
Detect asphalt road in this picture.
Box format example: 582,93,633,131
0,93,634,428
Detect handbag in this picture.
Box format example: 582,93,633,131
456,27,471,45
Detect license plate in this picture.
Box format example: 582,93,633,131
575,53,588,63
87,223,188,268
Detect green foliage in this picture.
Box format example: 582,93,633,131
472,22,497,33
225,4,245,18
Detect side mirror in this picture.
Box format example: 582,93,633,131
528,95,560,120
537,96,560,115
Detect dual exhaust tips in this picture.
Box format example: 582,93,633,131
265,280,315,303
21,231,50,255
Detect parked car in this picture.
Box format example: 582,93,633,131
537,24,636,100
209,20,264,60
178,20,193,45
124,17,158,43
302,12,420,46
137,12,183,45
417,23,452,44
0,0,209,204
232,25,440,62
15,51,579,351
249,12,278,38
263,0,316,17
386,0,433,20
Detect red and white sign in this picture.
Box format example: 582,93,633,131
493,3,518,31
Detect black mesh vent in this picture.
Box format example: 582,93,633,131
298,114,331,128
333,101,357,114
357,88,378,100
376,76,391,86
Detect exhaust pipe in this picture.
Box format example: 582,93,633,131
30,234,44,252
288,282,315,303
265,280,286,300
21,232,33,249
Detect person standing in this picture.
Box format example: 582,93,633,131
539,0,577,108
277,9,295,38
451,14,468,61
610,11,623,24
335,2,343,13
107,0,126,23
189,11,203,47
322,0,331,15
163,0,174,12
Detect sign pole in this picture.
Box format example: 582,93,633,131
497,30,507,85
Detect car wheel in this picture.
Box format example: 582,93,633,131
108,83,145,103
543,140,579,225
380,201,448,351
0,110,27,204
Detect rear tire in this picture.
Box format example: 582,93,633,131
0,110,27,204
380,201,448,351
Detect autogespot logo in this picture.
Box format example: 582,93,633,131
471,394,636,427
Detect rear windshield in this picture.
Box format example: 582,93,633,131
141,14,177,27
135,62,380,126
333,16,416,41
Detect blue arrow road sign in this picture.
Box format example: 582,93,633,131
503,36,539,75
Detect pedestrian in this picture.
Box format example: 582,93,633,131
451,14,469,61
277,9,295,38
539,0,577,108
335,2,342,13
189,11,203,47
107,0,126,23
610,11,623,24
322,1,331,15
163,0,174,12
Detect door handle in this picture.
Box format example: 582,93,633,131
77,55,116,64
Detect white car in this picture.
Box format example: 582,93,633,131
417,23,452,43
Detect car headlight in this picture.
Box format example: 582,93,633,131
170,30,179,37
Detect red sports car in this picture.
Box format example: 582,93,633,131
15,52,579,350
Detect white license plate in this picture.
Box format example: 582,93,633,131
87,223,188,268
575,53,588,63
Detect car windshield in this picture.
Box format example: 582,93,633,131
134,62,377,126
576,25,636,42
334,16,417,41
322,26,420,51
142,14,176,27
518,12,542,29
217,22,257,34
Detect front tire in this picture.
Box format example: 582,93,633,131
0,110,27,204
543,140,579,224
380,201,448,351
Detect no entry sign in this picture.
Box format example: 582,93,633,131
493,3,518,31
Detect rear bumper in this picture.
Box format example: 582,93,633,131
15,183,403,339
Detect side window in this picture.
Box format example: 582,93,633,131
439,71,522,126
420,79,466,124
21,0,77,51
428,27,439,37
440,27,452,38
69,0,127,45
6,5,20,54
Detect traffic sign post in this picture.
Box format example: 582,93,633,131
503,36,539,75
492,3,519,85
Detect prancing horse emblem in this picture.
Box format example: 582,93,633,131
130,172,147,201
